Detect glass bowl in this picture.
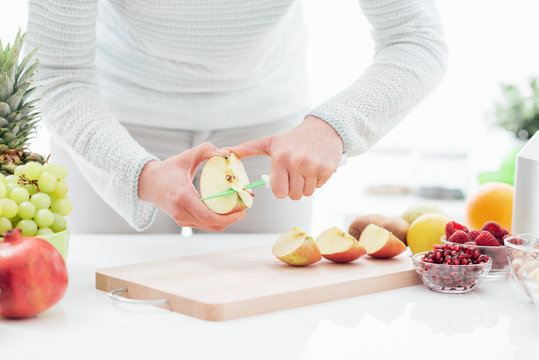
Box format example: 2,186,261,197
505,234,539,300
0,229,69,260
412,252,492,294
442,235,509,280
522,269,539,308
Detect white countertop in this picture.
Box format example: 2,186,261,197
2,233,538,360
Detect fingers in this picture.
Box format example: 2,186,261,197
185,187,246,230
270,156,289,199
289,174,304,201
303,176,317,197
226,136,273,159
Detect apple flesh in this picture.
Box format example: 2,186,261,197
315,226,366,263
0,229,68,318
272,227,321,266
359,224,406,259
200,153,253,214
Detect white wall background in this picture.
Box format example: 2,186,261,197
1,0,537,232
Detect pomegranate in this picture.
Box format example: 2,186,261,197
0,228,68,318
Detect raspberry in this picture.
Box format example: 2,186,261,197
475,231,500,246
481,221,509,243
468,229,481,241
448,230,470,244
445,221,468,239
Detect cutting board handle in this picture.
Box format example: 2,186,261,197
108,287,168,306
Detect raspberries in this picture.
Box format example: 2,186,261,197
475,231,500,246
448,230,469,244
481,221,509,245
445,221,468,239
468,229,481,241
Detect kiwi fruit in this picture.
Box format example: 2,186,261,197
348,214,386,240
379,217,409,245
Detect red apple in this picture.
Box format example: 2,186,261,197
272,226,321,266
359,224,407,259
0,228,68,318
315,226,367,263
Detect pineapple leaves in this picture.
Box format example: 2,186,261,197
0,102,10,117
0,72,14,101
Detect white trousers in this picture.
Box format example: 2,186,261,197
53,117,312,234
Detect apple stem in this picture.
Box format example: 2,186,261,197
3,228,23,242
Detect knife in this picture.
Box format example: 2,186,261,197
200,155,347,201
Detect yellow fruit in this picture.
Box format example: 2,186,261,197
407,213,450,254
465,182,513,231
401,202,446,225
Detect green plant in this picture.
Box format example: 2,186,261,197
493,78,539,139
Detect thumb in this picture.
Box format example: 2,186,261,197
226,136,274,159
185,142,226,169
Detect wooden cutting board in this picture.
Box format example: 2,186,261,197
95,245,421,321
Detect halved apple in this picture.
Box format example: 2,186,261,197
272,226,321,266
200,153,253,214
315,226,366,263
359,224,406,259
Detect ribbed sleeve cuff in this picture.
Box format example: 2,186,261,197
129,155,159,231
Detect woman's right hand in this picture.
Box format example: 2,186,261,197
137,142,246,231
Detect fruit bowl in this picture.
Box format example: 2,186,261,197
442,236,509,280
1,229,70,260
412,252,492,294
522,270,539,308
505,234,539,300
37,229,70,260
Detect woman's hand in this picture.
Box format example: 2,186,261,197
138,142,245,231
228,116,344,200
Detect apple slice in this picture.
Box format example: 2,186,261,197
200,153,253,214
272,226,321,266
359,224,406,259
315,226,366,263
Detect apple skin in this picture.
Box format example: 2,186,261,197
359,224,407,259
322,244,367,263
276,237,322,266
0,229,68,319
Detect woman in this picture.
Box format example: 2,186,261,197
26,0,447,233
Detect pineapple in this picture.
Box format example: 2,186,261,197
0,30,44,175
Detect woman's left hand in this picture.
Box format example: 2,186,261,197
228,115,343,200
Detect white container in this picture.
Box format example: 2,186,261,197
513,132,539,234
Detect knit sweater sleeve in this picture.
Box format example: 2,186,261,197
26,0,158,231
307,0,448,156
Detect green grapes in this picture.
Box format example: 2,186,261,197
30,192,51,210
16,219,38,236
0,199,18,218
5,175,18,184
14,165,25,177
52,198,73,216
37,172,57,193
18,201,36,220
23,162,43,181
50,213,67,233
34,208,54,228
0,217,11,232
52,180,68,198
10,187,30,204
36,227,54,236
0,162,71,234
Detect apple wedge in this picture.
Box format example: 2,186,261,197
200,153,253,214
315,226,366,263
272,227,321,266
359,224,406,259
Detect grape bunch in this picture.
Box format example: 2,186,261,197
0,162,71,236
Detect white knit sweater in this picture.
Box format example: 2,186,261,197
26,0,447,231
